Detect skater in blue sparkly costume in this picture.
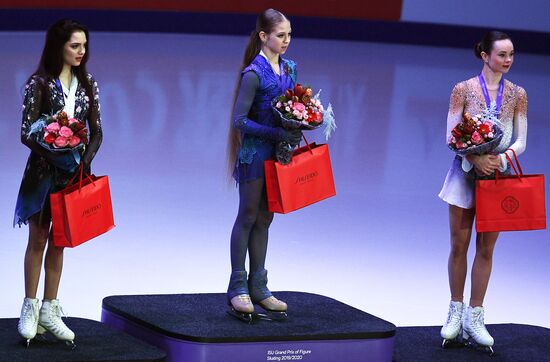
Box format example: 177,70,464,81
226,9,302,322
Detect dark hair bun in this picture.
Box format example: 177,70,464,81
474,42,483,59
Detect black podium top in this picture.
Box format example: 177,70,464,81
102,291,396,343
0,317,166,362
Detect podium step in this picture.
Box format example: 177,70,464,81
102,291,396,362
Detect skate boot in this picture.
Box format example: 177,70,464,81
17,297,40,347
249,269,287,321
441,301,466,348
38,299,75,347
227,270,255,323
463,306,494,355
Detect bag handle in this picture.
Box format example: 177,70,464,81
495,149,522,181
66,164,95,191
301,133,314,155
507,148,523,175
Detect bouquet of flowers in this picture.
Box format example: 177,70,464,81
27,111,88,172
272,83,336,164
448,112,503,156
40,111,89,149
273,84,324,129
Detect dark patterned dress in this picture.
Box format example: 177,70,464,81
13,74,102,227
233,54,297,182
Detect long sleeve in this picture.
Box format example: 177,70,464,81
82,76,102,166
19,77,63,165
446,83,465,142
233,71,285,142
445,82,473,171
498,86,528,171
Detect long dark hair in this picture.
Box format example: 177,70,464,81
30,19,93,115
226,9,288,182
474,31,511,59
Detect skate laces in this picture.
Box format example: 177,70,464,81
445,304,461,325
470,308,487,333
22,301,39,321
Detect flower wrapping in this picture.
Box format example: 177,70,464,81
272,84,336,164
27,111,88,172
448,112,503,157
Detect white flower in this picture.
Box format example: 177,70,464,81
276,102,282,108
285,106,291,112
303,114,309,120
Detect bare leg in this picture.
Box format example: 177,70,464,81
448,205,475,302
43,239,64,300
24,213,50,298
470,231,499,307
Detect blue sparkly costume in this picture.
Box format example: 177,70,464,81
233,54,296,182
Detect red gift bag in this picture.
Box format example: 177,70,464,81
50,168,115,247
265,140,336,214
476,150,546,232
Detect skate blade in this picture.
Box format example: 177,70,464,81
256,311,287,322
227,308,254,324
463,335,495,356
441,338,468,349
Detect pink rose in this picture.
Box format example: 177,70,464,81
59,126,73,138
456,141,467,149
68,135,81,147
292,102,306,112
68,118,78,125
53,136,69,148
46,122,60,133
471,131,483,145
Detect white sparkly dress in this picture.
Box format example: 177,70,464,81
438,77,528,209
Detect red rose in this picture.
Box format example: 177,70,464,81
44,132,56,144
76,129,88,138
451,127,463,138
478,124,491,135
294,84,304,98
285,89,293,99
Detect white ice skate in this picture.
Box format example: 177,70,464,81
17,297,40,347
463,306,494,355
441,300,465,347
38,299,75,348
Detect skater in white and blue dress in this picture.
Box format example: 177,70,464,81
439,31,527,353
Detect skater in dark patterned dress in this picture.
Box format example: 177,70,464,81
14,19,103,346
